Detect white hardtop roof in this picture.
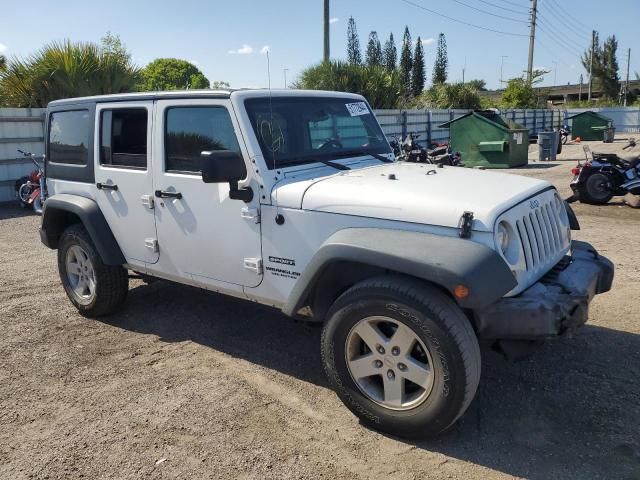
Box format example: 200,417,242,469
48,89,365,107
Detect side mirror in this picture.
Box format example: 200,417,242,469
201,150,253,202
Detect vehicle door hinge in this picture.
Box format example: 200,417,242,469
243,257,263,274
241,206,260,223
145,238,159,253
141,194,155,209
458,211,474,239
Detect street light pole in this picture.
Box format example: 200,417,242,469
283,68,289,88
500,55,508,86
552,61,558,86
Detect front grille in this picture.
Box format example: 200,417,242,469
514,199,565,273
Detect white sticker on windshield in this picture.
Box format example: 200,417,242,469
345,102,370,116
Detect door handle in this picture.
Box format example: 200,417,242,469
96,182,118,191
155,190,182,199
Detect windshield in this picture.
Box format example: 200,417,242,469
244,96,391,169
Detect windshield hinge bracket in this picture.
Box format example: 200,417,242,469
458,211,474,239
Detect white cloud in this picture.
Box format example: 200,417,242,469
0,43,7,53
534,65,548,71
421,38,435,46
228,44,254,55
260,45,270,55
189,59,200,66
329,17,339,24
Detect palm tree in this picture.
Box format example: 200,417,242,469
294,60,402,109
0,40,140,107
0,55,6,71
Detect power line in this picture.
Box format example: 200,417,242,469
545,0,592,32
536,19,585,56
399,0,529,36
450,0,528,23
476,0,528,15
482,0,530,9
536,22,584,58
537,1,590,44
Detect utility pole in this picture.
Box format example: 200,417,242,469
579,73,583,101
624,47,631,107
552,60,558,86
588,30,596,101
500,55,508,85
527,0,538,83
323,0,330,62
462,57,466,85
283,68,289,88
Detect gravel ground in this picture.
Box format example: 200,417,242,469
0,137,639,480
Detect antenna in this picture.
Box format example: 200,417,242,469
264,48,282,221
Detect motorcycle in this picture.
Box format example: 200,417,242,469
559,124,570,145
14,149,46,214
569,145,640,205
389,133,463,166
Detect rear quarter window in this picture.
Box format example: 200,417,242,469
48,110,90,165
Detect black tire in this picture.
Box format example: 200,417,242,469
57,223,128,317
321,276,481,438
578,172,614,205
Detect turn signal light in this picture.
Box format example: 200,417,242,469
453,284,469,299
571,167,581,175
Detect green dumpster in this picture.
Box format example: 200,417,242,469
566,111,613,141
439,111,528,168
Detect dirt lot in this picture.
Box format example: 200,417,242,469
1,137,639,480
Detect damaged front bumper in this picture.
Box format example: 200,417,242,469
474,241,614,339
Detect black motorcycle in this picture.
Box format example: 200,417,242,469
569,145,640,204
390,134,462,166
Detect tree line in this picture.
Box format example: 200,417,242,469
0,33,228,108
296,17,491,109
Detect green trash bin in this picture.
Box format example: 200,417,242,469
566,111,613,141
438,111,528,168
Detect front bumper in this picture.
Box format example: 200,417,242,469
474,241,614,339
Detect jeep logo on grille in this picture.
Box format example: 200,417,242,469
529,199,540,209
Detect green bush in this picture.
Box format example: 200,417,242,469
294,60,402,109
137,58,209,91
0,40,140,107
410,83,482,109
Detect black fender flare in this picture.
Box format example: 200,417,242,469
40,194,126,265
282,228,517,316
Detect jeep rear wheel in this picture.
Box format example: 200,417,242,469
321,276,480,438
58,224,128,317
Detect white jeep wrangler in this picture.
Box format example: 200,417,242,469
40,89,613,438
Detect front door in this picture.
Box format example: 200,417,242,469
94,102,159,264
152,99,262,288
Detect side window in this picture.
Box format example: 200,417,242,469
165,107,240,173
48,110,90,165
100,109,148,169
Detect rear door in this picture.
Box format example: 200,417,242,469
94,102,159,264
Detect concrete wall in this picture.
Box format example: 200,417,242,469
0,108,46,203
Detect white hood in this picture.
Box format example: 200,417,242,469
271,162,553,232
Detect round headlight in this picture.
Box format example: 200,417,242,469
496,221,510,254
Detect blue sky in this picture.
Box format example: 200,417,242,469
0,0,637,90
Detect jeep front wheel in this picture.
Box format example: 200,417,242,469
321,276,480,438
58,224,128,317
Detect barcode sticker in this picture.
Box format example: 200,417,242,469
345,102,370,116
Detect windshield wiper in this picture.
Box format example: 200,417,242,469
331,150,394,163
319,159,351,170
